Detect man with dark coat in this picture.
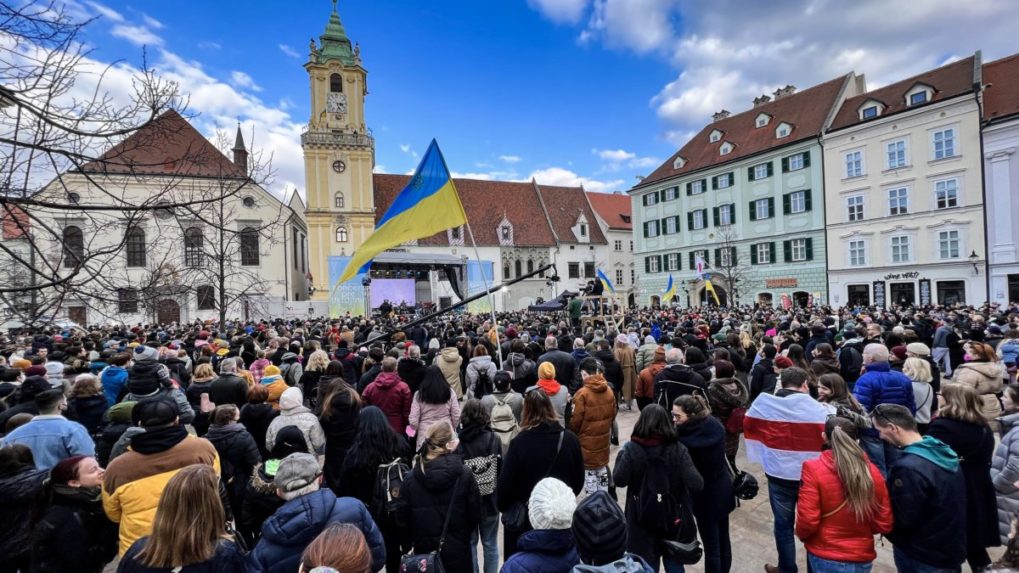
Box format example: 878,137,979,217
210,359,249,409
654,348,707,408
749,344,778,402
538,336,577,392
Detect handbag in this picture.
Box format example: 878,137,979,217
501,430,564,532
660,492,701,564
400,473,464,573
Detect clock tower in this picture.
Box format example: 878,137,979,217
303,1,375,301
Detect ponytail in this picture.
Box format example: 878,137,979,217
828,425,877,522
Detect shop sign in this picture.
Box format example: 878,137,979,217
766,278,798,288
919,279,932,306
883,272,920,280
873,280,886,307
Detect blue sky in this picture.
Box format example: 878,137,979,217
67,0,1017,197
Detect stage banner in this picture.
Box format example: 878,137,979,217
329,256,368,317
466,260,494,314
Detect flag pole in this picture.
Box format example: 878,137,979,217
464,222,505,372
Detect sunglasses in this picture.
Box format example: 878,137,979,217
871,404,894,428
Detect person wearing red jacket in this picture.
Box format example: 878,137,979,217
361,357,412,435
795,416,894,572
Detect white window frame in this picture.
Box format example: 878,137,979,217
776,123,791,138
692,210,705,230
665,217,678,234
845,150,864,178
934,178,959,209
709,130,722,143
846,195,864,222
756,113,771,128
614,240,622,252
690,180,704,194
646,193,658,206
787,153,805,171
848,240,867,267
664,187,678,201
719,204,733,226
647,220,659,238
886,139,907,169
887,187,908,216
789,191,806,214
615,269,624,285
717,173,732,189
720,248,733,267
755,198,770,220
757,243,772,264
667,253,679,271
753,163,769,180
938,230,961,260
791,239,808,262
890,235,912,264
720,142,733,155
649,257,660,273
932,127,957,160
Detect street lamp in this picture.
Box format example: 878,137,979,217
969,251,980,275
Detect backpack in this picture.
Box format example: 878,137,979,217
372,458,410,526
634,450,679,537
474,368,493,399
463,453,499,496
838,345,863,383
490,394,519,453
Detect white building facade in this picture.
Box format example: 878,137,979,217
982,54,1019,305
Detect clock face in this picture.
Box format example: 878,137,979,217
332,160,346,173
326,92,347,114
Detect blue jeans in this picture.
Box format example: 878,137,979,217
662,555,686,573
892,547,961,573
470,511,500,573
768,479,800,573
859,435,900,479
807,553,872,573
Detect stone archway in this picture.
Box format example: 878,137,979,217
156,299,181,325
699,285,729,306
650,295,661,308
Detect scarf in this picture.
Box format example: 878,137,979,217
631,434,665,448
53,483,102,504
537,378,561,396
130,425,189,455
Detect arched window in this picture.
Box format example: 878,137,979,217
515,260,522,278
503,265,510,280
240,227,259,266
527,259,534,274
334,193,345,208
336,227,348,243
62,225,83,268
125,227,146,267
184,227,204,267
330,73,342,93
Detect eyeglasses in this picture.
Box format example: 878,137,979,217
871,404,894,428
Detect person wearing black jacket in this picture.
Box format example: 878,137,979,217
238,425,308,546
456,400,503,573
593,340,623,397
749,345,778,402
0,444,49,572
205,405,261,517
319,377,362,493
398,347,428,396
239,385,280,461
537,337,578,393
210,359,249,410
653,348,708,407
334,344,361,387
496,390,585,558
0,375,49,432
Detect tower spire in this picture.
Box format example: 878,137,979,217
232,122,246,152
232,122,248,172
314,0,355,66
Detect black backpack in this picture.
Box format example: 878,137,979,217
372,458,410,526
634,450,679,537
475,369,493,399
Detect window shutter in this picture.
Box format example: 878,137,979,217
749,201,757,221
659,190,666,203
782,194,791,215
750,244,759,265
768,197,775,218
781,157,789,172
659,219,666,235
686,182,692,196
729,247,737,266
770,242,777,264
747,166,756,181
803,152,811,167
642,194,649,207
687,212,693,230
728,203,736,224
713,207,720,227
657,255,663,273
783,240,792,263
703,250,710,265
714,248,721,266
645,257,651,273
806,238,814,261
688,252,695,270
643,221,649,238
804,190,813,211
711,175,718,189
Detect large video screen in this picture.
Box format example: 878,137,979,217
370,279,416,309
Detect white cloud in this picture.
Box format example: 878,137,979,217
527,0,590,24
399,144,419,159
230,70,262,92
498,154,522,163
594,148,635,162
529,167,624,194
593,148,659,171
279,44,300,59
141,14,164,30
198,40,221,50
373,164,387,174
111,24,163,46
85,1,124,22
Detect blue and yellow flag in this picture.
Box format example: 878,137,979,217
662,274,676,303
705,279,721,305
596,269,616,294
337,140,468,284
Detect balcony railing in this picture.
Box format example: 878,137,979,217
300,131,375,149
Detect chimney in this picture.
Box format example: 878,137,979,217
232,124,248,173
712,109,731,122
753,94,771,107
772,85,797,99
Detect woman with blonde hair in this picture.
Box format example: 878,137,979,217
299,523,372,573
117,464,245,572
796,417,893,571
186,362,218,436
953,341,1005,425
66,373,108,434
299,350,330,408
903,357,934,434
928,384,1000,570
399,421,481,573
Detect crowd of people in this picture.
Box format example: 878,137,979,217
0,301,1017,572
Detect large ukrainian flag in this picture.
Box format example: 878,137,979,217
337,140,468,284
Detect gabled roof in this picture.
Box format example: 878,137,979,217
983,53,1019,124
636,74,850,189
586,192,632,231
80,110,246,179
830,55,978,131
372,175,557,247
536,184,607,245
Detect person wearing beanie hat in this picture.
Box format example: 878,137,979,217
571,491,654,572
265,387,325,456
528,362,570,424
122,365,195,427
773,355,794,370
237,424,308,545
94,401,138,466
501,478,580,573
889,346,908,370
259,364,289,410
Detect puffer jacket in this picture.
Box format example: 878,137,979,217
796,450,893,562
852,362,916,421
247,489,385,573
205,422,261,511
397,358,427,395
637,352,666,402
572,554,655,573
265,389,325,455
67,394,109,435
635,343,659,373
408,390,461,450
239,463,285,546
706,377,748,421
999,339,1019,365
504,353,537,395
30,486,119,573
568,374,616,469
362,371,412,434
501,528,579,573
465,355,498,399
953,360,1004,423
0,466,49,561
100,366,129,408
991,411,1019,543
122,387,195,426
435,348,464,399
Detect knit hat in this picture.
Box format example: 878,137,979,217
133,345,159,362
538,362,556,380
20,376,51,401
133,397,178,428
989,325,1003,336
44,361,64,381
528,478,577,530
263,365,281,377
25,365,47,378
107,401,137,424
774,356,793,369
572,490,627,565
271,425,310,459
279,387,303,410
274,452,321,493
11,358,30,370
890,346,908,361
906,342,931,357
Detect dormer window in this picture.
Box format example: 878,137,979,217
906,84,933,107
450,226,462,240
858,99,884,120
755,113,771,128
709,129,723,143
719,142,734,156
862,106,879,119
501,225,510,240
673,156,686,169
579,224,587,237
775,122,792,138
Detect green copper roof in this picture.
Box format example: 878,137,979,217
315,1,355,66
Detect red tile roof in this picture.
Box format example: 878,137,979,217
80,110,246,179
372,175,557,247
636,74,850,189
1,205,29,240
536,184,608,245
586,191,632,230
830,56,978,131
983,53,1019,124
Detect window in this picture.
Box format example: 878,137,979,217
755,198,771,220
630,269,635,284
68,192,81,204
648,257,660,273
910,91,927,105
673,157,686,169
787,153,805,171
566,262,580,279
665,217,678,234
514,260,522,278
845,151,863,178
329,73,342,93
719,248,733,267
714,173,732,189
336,227,348,242
886,140,907,169
861,106,878,119
691,250,708,270
615,269,624,285
756,113,770,128
527,259,534,274
242,196,255,208
720,142,733,155
933,128,956,159
718,204,733,226
644,193,658,206
450,226,462,240
614,240,622,252
935,179,959,209
645,220,660,238
629,241,633,251
334,193,345,208
502,226,511,240
790,239,808,262
579,224,587,237
939,230,960,259
664,187,678,201
583,262,595,278
755,243,772,264
240,227,259,266
154,201,173,219
753,163,770,180
117,288,138,314
62,225,83,268
709,130,722,143
692,210,705,230
849,240,866,266
688,180,705,195
666,253,678,271
888,188,908,216
891,236,911,263
776,123,791,138
125,227,146,267
789,191,807,214
197,285,215,310
503,264,511,280
847,196,864,222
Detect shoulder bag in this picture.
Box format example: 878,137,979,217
399,472,464,573
501,430,564,531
